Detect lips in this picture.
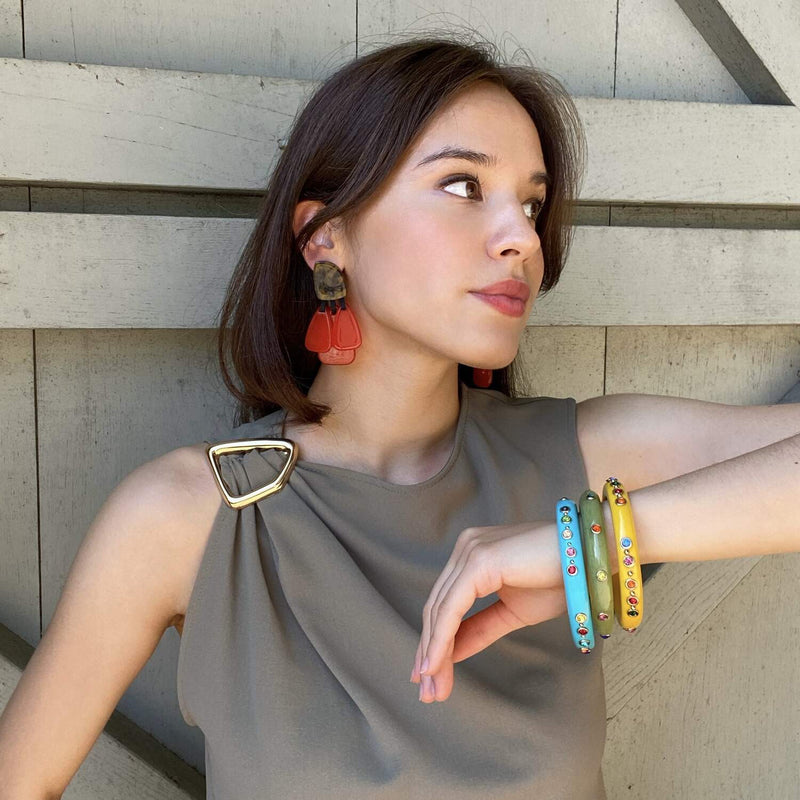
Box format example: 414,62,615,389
471,279,530,303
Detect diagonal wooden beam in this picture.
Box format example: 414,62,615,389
674,0,800,106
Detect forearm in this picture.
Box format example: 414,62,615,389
600,431,800,572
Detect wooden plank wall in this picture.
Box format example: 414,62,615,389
0,1,798,797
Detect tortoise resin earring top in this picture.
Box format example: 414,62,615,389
304,260,362,364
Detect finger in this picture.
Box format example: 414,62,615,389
422,529,499,677
426,523,562,671
420,647,456,702
430,647,455,701
422,545,502,677
417,529,478,677
424,525,526,670
419,543,486,694
411,639,422,683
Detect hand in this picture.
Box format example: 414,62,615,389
411,520,564,703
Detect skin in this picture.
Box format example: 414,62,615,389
287,80,547,488
287,81,549,703
1,68,797,800
286,80,800,707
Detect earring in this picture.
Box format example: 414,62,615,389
473,368,493,388
304,260,362,364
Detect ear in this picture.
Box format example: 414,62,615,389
293,199,340,271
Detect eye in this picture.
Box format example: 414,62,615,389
440,173,546,222
523,197,546,222
439,173,482,201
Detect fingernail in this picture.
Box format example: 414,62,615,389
420,657,430,674
418,682,423,701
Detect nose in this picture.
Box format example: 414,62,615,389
488,205,542,262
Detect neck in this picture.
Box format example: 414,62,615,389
285,363,464,484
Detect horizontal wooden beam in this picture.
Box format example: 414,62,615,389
578,96,799,204
534,224,800,325
1,57,798,204
1,211,797,327
0,56,297,193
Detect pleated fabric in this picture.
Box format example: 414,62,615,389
177,382,608,799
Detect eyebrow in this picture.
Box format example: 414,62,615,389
414,146,551,188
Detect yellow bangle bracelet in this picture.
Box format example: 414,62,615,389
602,477,644,632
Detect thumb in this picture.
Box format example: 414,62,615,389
451,588,568,663
450,599,526,663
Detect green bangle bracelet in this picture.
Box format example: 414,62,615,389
578,489,614,639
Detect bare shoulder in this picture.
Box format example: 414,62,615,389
141,442,223,634
104,441,222,635
0,442,222,796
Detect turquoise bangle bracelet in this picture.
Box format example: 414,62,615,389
556,497,595,653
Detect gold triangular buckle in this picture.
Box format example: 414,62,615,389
205,438,298,509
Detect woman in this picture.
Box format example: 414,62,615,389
1,32,798,800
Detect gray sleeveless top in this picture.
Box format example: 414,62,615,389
177,382,608,799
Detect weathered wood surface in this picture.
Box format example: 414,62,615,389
600,329,800,798
1,56,797,203
1,213,797,328
23,1,617,96
615,0,749,103
0,331,38,646
603,552,800,798
606,325,800,404
21,0,355,80
31,329,237,775
675,0,800,105
0,0,21,58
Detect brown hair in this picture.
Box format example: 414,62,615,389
215,31,587,426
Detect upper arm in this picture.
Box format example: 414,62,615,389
0,444,217,798
575,392,800,495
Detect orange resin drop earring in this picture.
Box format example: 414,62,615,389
304,260,362,364
473,368,493,387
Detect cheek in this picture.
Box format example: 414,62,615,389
531,249,545,288
353,204,469,310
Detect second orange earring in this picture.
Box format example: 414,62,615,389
304,260,362,364
473,368,493,387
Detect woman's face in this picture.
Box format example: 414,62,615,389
339,81,548,372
